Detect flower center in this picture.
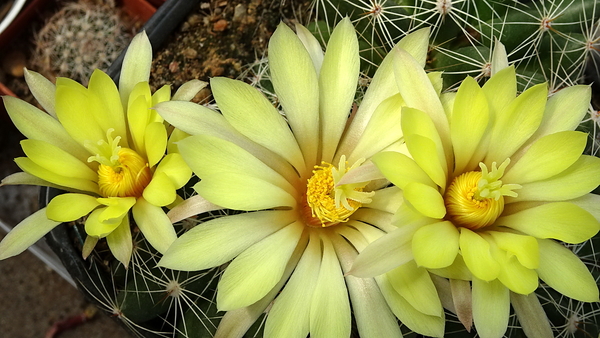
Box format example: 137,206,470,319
85,129,151,198
303,156,374,228
444,159,521,230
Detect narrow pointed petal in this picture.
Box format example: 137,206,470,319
46,193,100,222
472,278,509,338
1,172,71,191
376,274,445,337
387,260,442,316
511,292,553,338
20,139,97,181
159,210,296,271
268,22,319,167
24,69,56,118
348,94,404,163
106,216,132,267
319,17,359,162
172,79,207,101
0,208,61,260
450,278,473,332
515,155,600,202
119,31,152,108
217,221,303,310
210,77,306,175
537,239,599,302
491,40,509,75
14,157,99,194
459,228,500,281
412,221,459,269
295,23,324,75
309,236,351,338
144,122,167,168
131,197,177,254
127,93,150,156
531,85,591,140
373,151,436,189
88,69,127,143
485,83,547,164
497,202,600,244
451,76,489,174
264,233,320,338
167,195,221,223
336,161,384,186
404,182,446,219
503,131,587,184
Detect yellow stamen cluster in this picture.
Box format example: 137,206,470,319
445,159,521,230
305,156,374,227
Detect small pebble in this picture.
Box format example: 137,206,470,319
213,19,228,32
233,4,246,22
182,48,198,59
169,61,179,73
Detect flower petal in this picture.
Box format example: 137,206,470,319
1,172,71,191
20,139,97,181
154,153,191,189
144,122,167,168
119,31,152,108
0,208,61,260
172,79,207,101
142,172,176,207
387,260,442,316
210,77,306,175
412,221,459,269
488,231,539,269
309,235,351,338
159,210,296,271
485,83,547,164
127,89,151,156
531,85,591,140
503,131,587,184
404,182,446,219
497,202,600,244
46,193,100,222
24,69,56,117
404,134,447,189
97,197,136,223
451,76,489,174
218,221,303,310
14,157,99,194
459,228,500,281
268,22,319,167
106,215,132,267
295,23,324,74
167,195,221,223
88,69,127,143
510,292,553,338
376,274,444,337
537,239,599,302
372,151,436,189
264,232,320,338
84,207,122,238
319,17,359,162
515,155,600,202
472,278,510,338
131,197,177,254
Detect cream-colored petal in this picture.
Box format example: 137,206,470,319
88,69,127,144
472,278,510,338
491,40,509,75
485,83,547,164
412,221,459,269
3,96,90,162
210,77,306,175
20,139,97,181
515,155,600,202
404,182,446,219
295,23,324,75
119,31,152,108
451,76,489,174
0,208,61,260
172,79,207,101
166,195,221,223
179,134,296,196
348,94,404,163
131,197,177,254
46,193,100,222
106,215,132,268
1,172,73,191
264,232,320,338
366,186,403,214
319,17,359,162
268,22,319,168
14,157,99,194
376,274,444,337
159,210,296,271
497,202,600,244
142,172,176,207
144,122,167,168
503,131,587,184
309,235,351,338
537,239,599,302
459,228,500,281
218,221,303,310
510,292,553,338
373,151,436,189
24,69,56,118
387,260,442,316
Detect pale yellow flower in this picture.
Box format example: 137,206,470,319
0,32,204,266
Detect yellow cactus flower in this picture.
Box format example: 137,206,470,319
0,31,205,267
352,42,600,338
155,20,446,338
